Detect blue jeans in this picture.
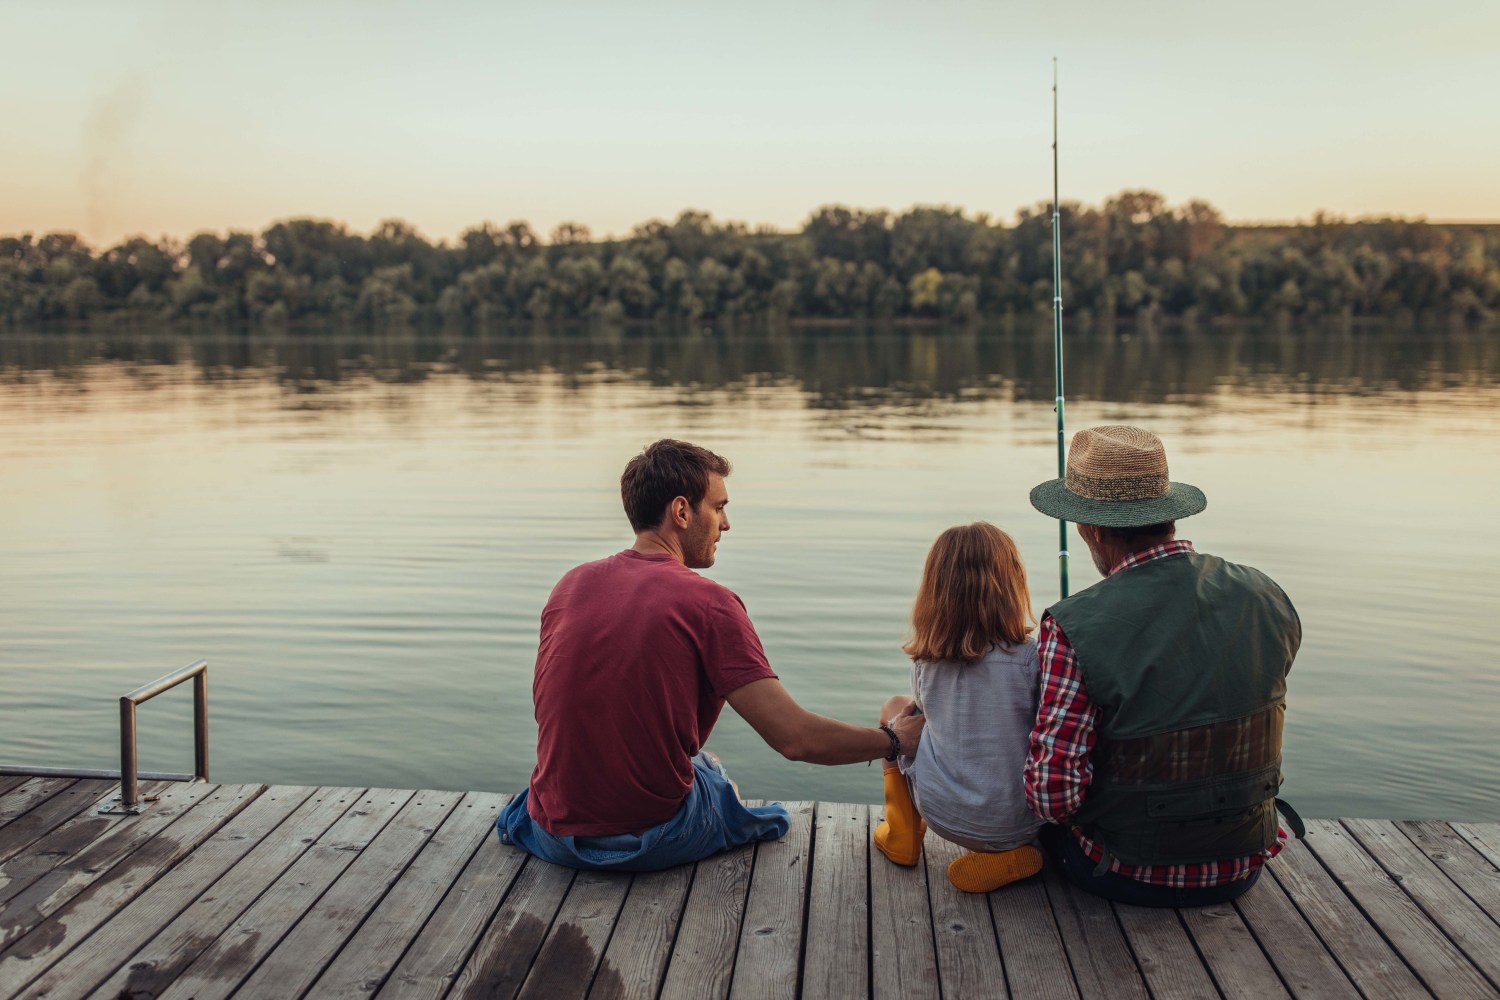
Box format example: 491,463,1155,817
496,751,790,872
1040,824,1262,908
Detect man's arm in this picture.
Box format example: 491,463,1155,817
1024,614,1097,822
726,677,924,765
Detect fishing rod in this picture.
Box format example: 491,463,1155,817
1051,59,1070,599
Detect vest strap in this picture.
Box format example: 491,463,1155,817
1274,797,1307,839
1092,845,1116,877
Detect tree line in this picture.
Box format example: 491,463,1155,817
3,191,1497,327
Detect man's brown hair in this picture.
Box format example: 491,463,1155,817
621,439,732,532
903,522,1034,663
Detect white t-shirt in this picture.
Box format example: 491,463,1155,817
899,640,1044,851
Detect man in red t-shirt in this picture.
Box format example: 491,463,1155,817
497,439,925,871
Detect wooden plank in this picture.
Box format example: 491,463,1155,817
514,867,634,1000
0,782,261,997
15,785,320,1000
923,831,1007,999
1267,833,1432,998
0,776,30,798
1232,864,1362,1000
728,799,814,1000
802,801,870,1000
447,855,576,1000
658,843,754,1000
306,790,506,999
0,778,76,833
1039,862,1148,1000
1341,818,1500,988
1179,901,1291,999
229,789,464,1000
0,779,111,865
1113,907,1219,1000
76,787,363,1000
868,810,939,1000
988,858,1079,1000
1396,821,1500,927
153,788,416,1000
1299,818,1493,998
1451,822,1500,872
587,863,692,1000
0,780,227,958
0,780,118,900
376,800,531,1000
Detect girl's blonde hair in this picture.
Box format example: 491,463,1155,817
903,521,1034,663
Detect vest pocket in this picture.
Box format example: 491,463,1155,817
1144,762,1281,862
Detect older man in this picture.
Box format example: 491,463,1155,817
1025,425,1303,907
498,438,924,871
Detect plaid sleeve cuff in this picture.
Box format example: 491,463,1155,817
1025,613,1096,821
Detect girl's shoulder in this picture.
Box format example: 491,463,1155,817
988,635,1039,660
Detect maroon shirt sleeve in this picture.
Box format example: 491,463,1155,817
700,591,777,697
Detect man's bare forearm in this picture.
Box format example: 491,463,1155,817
726,678,923,765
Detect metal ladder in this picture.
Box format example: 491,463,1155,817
0,658,209,814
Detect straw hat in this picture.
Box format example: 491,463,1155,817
1029,425,1206,527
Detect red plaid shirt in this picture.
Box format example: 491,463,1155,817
1024,540,1286,887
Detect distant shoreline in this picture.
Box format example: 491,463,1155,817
4,192,1497,328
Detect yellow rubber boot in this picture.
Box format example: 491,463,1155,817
946,844,1044,893
873,769,926,867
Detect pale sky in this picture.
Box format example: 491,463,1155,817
4,0,1498,248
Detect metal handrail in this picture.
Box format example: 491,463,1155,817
0,659,209,814
119,659,210,811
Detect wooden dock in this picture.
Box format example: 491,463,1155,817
1,777,1497,999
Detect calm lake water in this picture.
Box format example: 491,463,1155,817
2,324,1498,822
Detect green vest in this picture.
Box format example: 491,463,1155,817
1047,551,1301,867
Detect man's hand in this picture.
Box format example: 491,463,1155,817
887,703,924,757
726,677,918,766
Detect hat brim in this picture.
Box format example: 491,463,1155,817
1029,479,1206,527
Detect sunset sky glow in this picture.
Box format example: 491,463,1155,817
5,0,1499,247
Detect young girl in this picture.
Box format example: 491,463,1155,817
874,521,1045,893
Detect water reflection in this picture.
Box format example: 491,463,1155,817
2,323,1495,413
2,324,1499,821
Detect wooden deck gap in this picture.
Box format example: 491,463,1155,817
1228,891,1301,1000
305,792,467,999
984,868,1014,1000
1336,819,1500,995
794,803,818,999
919,846,945,1000
300,792,466,999
6,783,270,977
427,847,541,997
486,865,580,999
361,808,500,998
1292,829,1454,998
1105,901,1158,1000
183,786,372,998
863,830,875,1000
1036,857,1089,999
578,871,638,997
1260,859,1399,997
716,827,762,998
1171,906,1230,999
71,784,329,997
205,788,413,997
1239,869,1366,999
1392,820,1500,932
434,854,546,999
650,857,700,1000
